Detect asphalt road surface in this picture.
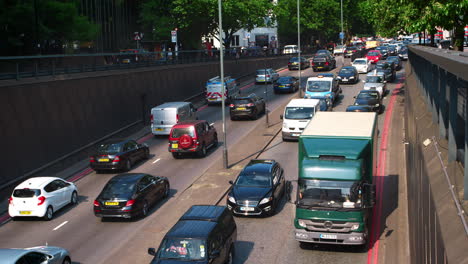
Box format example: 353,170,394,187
0,55,409,264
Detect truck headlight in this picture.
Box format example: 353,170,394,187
228,196,236,203
351,223,360,230
259,197,272,205
298,219,307,228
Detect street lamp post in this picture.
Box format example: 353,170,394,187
218,0,228,169
297,0,302,98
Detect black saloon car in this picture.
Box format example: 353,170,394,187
336,66,360,84
386,56,402,71
312,55,336,71
274,76,299,93
227,159,286,216
94,173,169,219
353,90,383,113
376,61,395,82
229,94,266,120
288,57,310,70
90,139,150,173
346,105,373,112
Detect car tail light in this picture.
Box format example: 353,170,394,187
246,103,254,107
113,156,121,162
93,200,100,206
150,114,153,122
176,114,179,123
312,62,315,66
8,197,13,204
89,156,95,163
125,200,135,207
325,62,329,66
37,196,46,206
288,62,291,65
229,104,235,107
266,75,270,78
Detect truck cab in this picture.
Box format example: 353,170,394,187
295,112,377,246
280,99,320,141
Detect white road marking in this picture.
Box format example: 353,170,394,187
53,221,68,231
152,158,161,164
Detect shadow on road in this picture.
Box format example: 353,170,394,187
234,240,255,264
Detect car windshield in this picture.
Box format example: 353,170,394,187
277,77,293,84
297,179,362,209
97,143,122,154
285,107,315,119
171,127,195,138
339,68,354,74
306,81,331,92
357,92,379,99
235,174,272,187
353,60,366,65
367,52,379,56
100,180,136,198
158,238,207,261
366,76,383,83
13,189,41,198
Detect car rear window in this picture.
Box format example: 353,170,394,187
313,57,326,62
367,52,379,56
13,189,41,198
256,70,268,75
97,143,122,154
289,57,299,62
233,99,252,105
171,127,195,138
100,180,135,199
277,77,292,83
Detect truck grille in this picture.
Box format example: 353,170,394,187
302,219,356,233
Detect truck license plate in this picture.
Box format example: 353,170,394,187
320,234,337,239
240,207,255,211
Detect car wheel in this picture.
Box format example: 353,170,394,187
163,182,170,198
125,159,132,171
172,153,182,159
230,116,236,121
144,149,150,160
198,144,207,157
141,201,149,217
254,110,259,120
62,257,72,264
44,206,54,221
70,191,78,205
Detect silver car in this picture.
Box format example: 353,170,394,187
363,71,387,97
0,246,71,264
255,68,279,84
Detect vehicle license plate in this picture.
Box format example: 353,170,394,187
240,207,255,211
343,78,348,82
208,98,217,101
123,59,130,63
320,234,337,239
237,107,246,110
105,202,119,206
317,67,323,69
98,158,110,162
155,128,164,131
172,143,178,149
292,133,300,137
19,211,31,215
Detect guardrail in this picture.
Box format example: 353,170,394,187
0,47,317,81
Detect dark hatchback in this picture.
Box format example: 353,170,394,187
148,205,237,264
353,90,382,114
336,66,359,84
89,139,149,173
346,105,373,112
274,76,299,93
386,56,402,71
94,173,169,219
375,61,395,82
375,46,389,59
312,55,336,71
288,57,310,70
227,159,286,217
229,94,266,120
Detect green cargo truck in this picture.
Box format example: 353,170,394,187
294,112,377,246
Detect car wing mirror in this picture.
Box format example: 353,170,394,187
229,180,234,185
209,122,215,127
148,248,156,256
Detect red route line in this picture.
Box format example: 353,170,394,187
367,79,404,264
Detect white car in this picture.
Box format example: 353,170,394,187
352,58,372,73
8,177,78,220
333,45,346,55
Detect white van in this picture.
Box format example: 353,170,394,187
280,99,320,141
150,102,197,135
283,45,298,54
206,76,239,104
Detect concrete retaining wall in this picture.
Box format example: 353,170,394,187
0,56,289,187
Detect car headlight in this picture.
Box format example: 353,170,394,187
355,102,359,105
325,93,331,98
351,223,360,230
304,94,311,99
350,76,355,79
298,219,307,228
259,197,272,205
228,196,236,203
375,104,380,107
336,76,341,79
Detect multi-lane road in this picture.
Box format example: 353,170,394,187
0,55,409,264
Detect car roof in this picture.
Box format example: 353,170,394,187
359,89,380,94
180,205,227,222
242,159,276,175
110,173,146,183
278,76,294,79
166,220,217,238
152,102,189,109
102,138,130,144
173,120,205,127
16,177,62,189
308,76,334,81
287,99,320,107
340,66,355,70
346,105,372,111
0,248,29,261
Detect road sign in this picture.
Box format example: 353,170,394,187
339,32,344,39
171,30,177,43
246,33,251,39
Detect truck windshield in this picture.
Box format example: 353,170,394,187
285,107,315,119
158,238,206,261
297,179,362,209
306,81,330,92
